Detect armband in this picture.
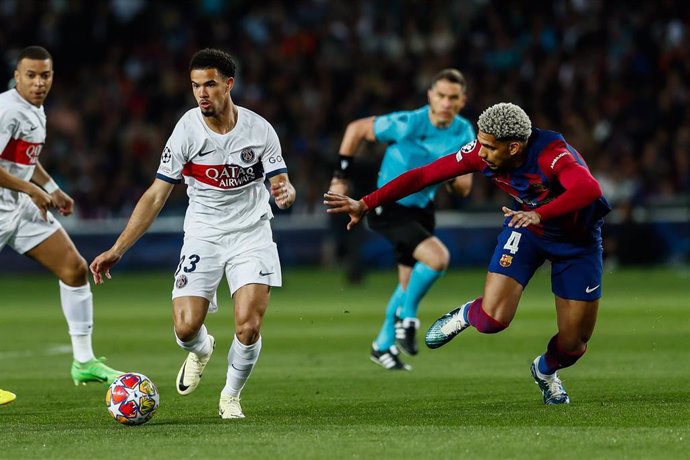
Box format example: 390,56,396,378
43,179,59,194
333,154,354,179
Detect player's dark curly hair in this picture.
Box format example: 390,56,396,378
189,48,236,79
16,46,52,67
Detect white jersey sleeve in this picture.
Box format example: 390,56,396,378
262,123,287,179
156,116,193,184
0,105,19,151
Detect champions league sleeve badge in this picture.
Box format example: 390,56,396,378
456,139,477,161
461,139,477,153
160,146,173,173
161,146,172,163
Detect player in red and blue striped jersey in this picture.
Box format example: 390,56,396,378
325,102,610,405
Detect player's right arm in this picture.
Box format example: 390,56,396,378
325,149,477,229
330,116,376,195
0,165,54,220
89,179,174,284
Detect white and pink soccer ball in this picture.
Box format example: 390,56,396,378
106,372,159,426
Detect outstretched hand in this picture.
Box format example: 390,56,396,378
89,250,123,285
502,206,541,228
323,191,368,230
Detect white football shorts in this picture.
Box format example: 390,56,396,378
0,203,62,254
171,218,282,306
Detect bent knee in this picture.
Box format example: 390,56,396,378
60,255,89,286
429,257,449,272
235,321,262,345
175,323,202,342
424,249,450,271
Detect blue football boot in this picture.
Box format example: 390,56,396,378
530,357,570,405
425,303,470,349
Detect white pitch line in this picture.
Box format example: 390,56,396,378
0,344,72,360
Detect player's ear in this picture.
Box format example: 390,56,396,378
509,141,521,155
226,77,234,93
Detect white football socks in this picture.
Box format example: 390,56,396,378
176,324,213,356
59,281,95,363
222,335,262,398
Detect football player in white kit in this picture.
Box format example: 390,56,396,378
90,49,296,419
0,47,124,403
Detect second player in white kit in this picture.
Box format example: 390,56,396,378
90,48,296,419
161,105,286,306
0,47,124,401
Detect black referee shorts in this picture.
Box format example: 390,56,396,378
366,202,435,267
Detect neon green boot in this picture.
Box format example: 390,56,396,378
71,357,124,385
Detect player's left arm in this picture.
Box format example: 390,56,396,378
263,122,295,209
269,173,296,209
534,162,601,220
504,151,602,228
31,161,74,216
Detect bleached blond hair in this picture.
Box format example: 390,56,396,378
477,103,532,141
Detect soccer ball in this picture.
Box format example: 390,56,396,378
106,372,160,426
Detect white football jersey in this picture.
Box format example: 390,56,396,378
156,106,287,237
0,88,47,214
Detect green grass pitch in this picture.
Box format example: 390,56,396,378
1,268,688,459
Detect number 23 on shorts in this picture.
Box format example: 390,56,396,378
175,254,201,275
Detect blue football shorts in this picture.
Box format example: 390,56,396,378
487,226,603,301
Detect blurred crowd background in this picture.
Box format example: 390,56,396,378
1,0,689,267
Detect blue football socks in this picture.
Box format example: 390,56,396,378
373,284,405,350
399,262,444,319
537,354,556,375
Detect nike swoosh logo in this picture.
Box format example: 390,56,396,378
177,362,190,391
585,285,600,293
259,271,274,276
30,125,37,131
198,150,215,157
231,363,253,372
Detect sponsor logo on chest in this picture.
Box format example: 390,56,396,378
183,161,264,189
0,138,43,165
180,144,263,189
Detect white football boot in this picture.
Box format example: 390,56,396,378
219,393,245,419
176,335,215,395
